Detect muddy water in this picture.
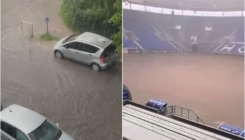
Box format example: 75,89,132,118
1,0,122,139
123,53,244,128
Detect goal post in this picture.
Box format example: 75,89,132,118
21,20,33,38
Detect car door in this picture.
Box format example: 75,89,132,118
77,43,100,64
100,43,117,64
62,42,81,61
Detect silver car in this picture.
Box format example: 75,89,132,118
53,32,118,71
1,104,74,140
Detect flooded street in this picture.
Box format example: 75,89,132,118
1,0,122,139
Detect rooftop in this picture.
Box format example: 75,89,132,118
124,0,244,11
76,32,113,49
1,104,46,134
123,104,234,140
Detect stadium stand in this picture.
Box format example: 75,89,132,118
123,100,244,140
123,9,244,55
124,0,244,10
123,1,244,139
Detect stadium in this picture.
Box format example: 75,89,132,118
123,0,244,139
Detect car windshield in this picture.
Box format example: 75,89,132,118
63,34,80,43
28,120,62,140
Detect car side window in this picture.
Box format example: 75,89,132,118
66,42,74,49
73,42,82,51
1,121,17,138
66,42,80,50
79,43,99,53
16,130,29,140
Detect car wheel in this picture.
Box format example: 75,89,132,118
91,63,100,71
55,51,63,59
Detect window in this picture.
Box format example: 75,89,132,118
1,121,17,138
16,130,29,140
79,43,99,53
66,42,80,50
66,42,75,49
102,44,116,57
73,42,81,50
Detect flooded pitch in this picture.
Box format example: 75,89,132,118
1,0,122,139
123,53,244,128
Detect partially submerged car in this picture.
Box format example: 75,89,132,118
53,32,118,71
1,104,74,140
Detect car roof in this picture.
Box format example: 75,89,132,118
1,104,46,134
76,32,113,49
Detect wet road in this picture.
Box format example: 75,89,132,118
1,0,122,139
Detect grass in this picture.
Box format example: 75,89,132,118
39,33,59,41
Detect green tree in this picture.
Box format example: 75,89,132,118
109,0,122,52
61,0,121,43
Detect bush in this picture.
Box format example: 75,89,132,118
61,0,120,38
39,34,59,41
109,0,122,52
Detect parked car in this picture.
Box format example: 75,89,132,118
53,32,118,71
1,104,74,140
123,84,132,101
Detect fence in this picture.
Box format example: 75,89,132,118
163,105,205,124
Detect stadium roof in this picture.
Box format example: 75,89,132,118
123,103,243,140
124,0,244,11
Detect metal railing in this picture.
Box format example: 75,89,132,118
160,105,205,124
164,105,174,116
173,106,205,124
